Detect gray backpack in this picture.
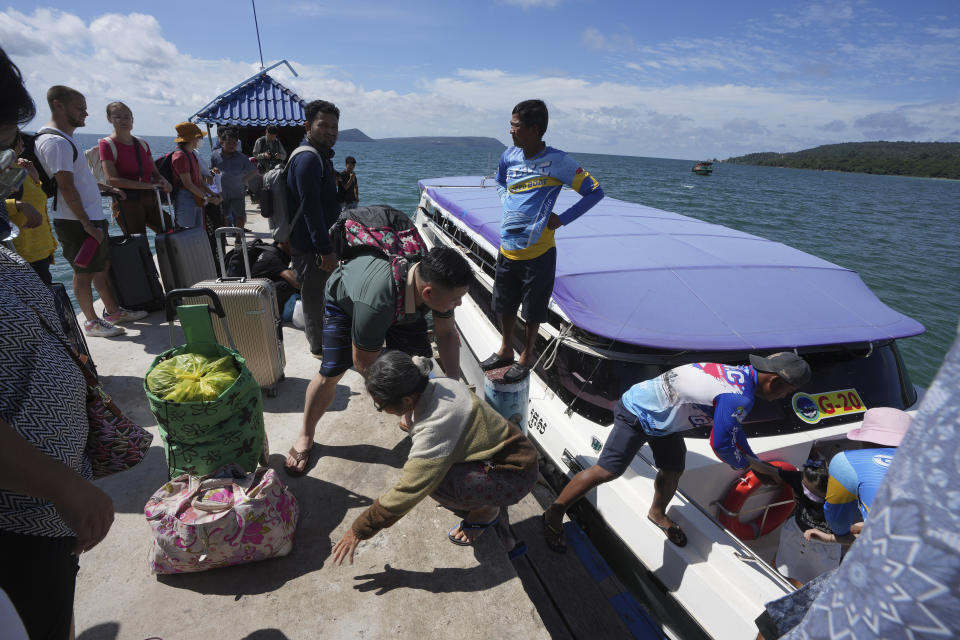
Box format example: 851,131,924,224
259,145,321,243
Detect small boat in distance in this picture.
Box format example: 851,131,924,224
693,161,713,175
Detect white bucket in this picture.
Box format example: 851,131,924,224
484,373,530,435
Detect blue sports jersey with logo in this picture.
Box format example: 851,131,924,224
824,447,896,536
620,363,760,469
494,145,602,258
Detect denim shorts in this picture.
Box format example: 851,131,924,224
319,302,433,378
596,400,687,476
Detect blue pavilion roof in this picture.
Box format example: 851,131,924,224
190,62,305,127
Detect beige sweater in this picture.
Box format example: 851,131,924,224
351,378,537,539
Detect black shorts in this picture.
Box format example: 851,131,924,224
0,531,78,640
53,218,110,273
596,401,687,477
319,302,433,378
492,247,556,324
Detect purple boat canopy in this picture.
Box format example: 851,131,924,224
418,176,924,351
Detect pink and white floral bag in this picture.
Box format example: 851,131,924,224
144,463,299,574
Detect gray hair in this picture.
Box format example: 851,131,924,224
364,351,432,408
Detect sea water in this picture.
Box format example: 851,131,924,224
48,134,960,387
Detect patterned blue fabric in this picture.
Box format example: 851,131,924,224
778,323,960,638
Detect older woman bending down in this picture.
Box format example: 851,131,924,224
332,351,538,564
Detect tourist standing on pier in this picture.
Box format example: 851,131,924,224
285,99,341,360
99,101,172,234
35,86,146,337
3,129,57,285
170,121,220,229
331,351,537,563
253,124,287,173
542,354,811,551
284,246,471,476
480,99,604,384
337,155,358,211
0,47,115,640
211,127,257,229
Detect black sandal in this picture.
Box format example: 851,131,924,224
503,363,531,383
480,353,514,371
542,514,567,553
647,515,687,547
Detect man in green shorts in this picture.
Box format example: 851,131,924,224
284,246,473,475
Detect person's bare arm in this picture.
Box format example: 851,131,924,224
278,268,301,291
352,344,381,377
102,159,152,190
55,171,103,244
433,314,460,379
0,418,114,554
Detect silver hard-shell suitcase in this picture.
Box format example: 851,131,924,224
190,227,285,396
154,189,217,292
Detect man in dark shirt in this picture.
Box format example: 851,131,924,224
285,99,340,358
337,155,358,211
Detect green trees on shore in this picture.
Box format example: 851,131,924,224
724,142,960,180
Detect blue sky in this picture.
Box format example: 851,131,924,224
3,1,958,158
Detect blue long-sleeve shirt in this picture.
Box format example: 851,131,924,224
286,138,339,255
494,145,603,260
620,363,760,469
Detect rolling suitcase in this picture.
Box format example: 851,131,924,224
154,189,217,292
49,282,97,376
191,227,285,396
108,201,164,311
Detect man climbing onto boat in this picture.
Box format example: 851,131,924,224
542,352,811,550
479,99,604,383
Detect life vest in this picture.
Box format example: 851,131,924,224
717,460,796,541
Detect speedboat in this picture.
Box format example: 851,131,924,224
693,161,713,175
414,176,924,639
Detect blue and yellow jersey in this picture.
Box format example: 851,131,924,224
495,145,602,260
823,447,896,536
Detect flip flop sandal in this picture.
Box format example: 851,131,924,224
480,353,514,371
447,516,501,546
542,514,567,553
647,515,688,547
285,445,312,477
502,363,531,384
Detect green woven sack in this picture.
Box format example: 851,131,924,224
144,304,265,477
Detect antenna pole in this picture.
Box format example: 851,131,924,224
252,0,265,69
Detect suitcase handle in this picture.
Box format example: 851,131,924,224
155,187,175,233
164,287,237,351
215,226,252,279
165,287,226,323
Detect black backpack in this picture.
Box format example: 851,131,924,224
155,152,176,189
21,129,78,210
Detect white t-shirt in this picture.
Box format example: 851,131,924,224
35,127,104,222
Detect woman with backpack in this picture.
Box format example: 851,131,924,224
98,102,172,234
169,122,221,229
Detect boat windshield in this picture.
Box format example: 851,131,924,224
539,341,915,432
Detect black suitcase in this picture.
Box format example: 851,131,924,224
108,204,164,311
49,282,97,376
154,189,217,292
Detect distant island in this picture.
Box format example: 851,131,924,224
724,141,960,180
338,128,505,150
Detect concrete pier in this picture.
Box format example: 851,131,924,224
71,203,646,640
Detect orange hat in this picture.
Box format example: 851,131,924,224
174,121,206,143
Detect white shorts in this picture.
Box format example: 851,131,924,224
775,517,842,584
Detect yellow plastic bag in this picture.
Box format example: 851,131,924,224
146,353,239,402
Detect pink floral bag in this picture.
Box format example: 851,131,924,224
144,463,299,574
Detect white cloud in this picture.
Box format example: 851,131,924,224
5,7,958,160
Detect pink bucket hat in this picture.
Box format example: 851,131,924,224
847,407,911,447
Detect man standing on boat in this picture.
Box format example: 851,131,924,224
542,353,811,550
480,99,604,383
